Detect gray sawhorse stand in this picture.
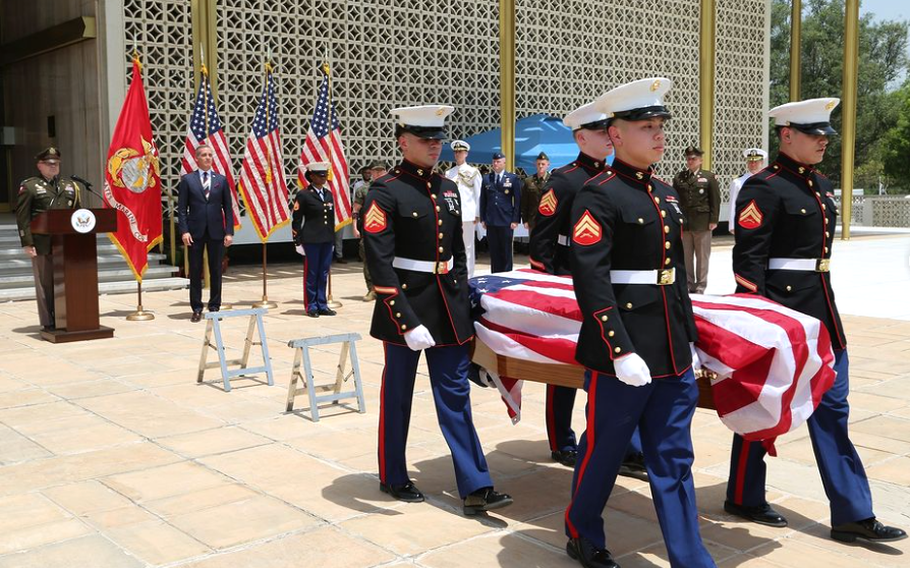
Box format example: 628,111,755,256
286,333,365,422
197,308,274,392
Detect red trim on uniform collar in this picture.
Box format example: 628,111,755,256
775,152,817,178
396,159,435,181
575,152,608,173
610,158,652,184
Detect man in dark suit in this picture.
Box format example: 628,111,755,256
480,152,521,272
292,162,336,317
177,144,234,322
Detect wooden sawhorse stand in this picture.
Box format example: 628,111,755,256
197,308,274,392
286,333,366,422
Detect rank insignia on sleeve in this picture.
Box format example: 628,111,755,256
538,188,558,217
293,201,300,211
738,200,763,230
18,186,26,195
364,202,387,234
572,210,602,245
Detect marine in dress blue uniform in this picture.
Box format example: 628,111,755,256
725,98,906,544
527,102,645,472
362,105,512,515
564,78,716,568
292,162,336,317
480,152,521,273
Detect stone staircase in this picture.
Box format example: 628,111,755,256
0,221,188,301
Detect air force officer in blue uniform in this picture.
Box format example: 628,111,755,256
480,152,521,272
362,105,513,516
726,98,906,545
177,143,234,322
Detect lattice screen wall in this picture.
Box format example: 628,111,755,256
121,0,768,225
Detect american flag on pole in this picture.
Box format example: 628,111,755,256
470,269,835,440
238,64,290,242
297,64,352,229
181,68,241,229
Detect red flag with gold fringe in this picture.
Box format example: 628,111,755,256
103,56,162,281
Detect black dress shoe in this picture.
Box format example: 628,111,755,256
208,306,220,312
318,308,337,316
566,537,620,568
463,487,513,515
831,517,907,543
552,449,578,467
306,311,319,318
724,500,788,527
191,311,202,323
379,481,425,503
618,452,647,478
334,257,347,264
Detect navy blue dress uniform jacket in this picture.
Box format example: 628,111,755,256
732,152,846,349
480,171,522,226
292,187,336,244
529,152,606,275
569,159,697,378
176,171,234,239
362,160,473,346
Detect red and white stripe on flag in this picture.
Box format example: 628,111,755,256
470,269,835,439
296,66,352,229
180,72,241,229
237,67,290,242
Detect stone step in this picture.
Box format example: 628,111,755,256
0,276,189,302
0,265,177,289
0,253,169,274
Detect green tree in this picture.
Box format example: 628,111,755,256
882,82,910,190
770,0,909,185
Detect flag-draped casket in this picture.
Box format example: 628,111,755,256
469,269,836,441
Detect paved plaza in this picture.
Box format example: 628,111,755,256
0,234,908,567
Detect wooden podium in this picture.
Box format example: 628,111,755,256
31,209,117,343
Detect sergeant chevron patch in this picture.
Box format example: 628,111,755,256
738,200,763,230
572,210,602,245
364,202,387,233
538,188,558,217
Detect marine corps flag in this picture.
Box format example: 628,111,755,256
103,56,162,281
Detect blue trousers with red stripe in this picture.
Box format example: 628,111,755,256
726,350,873,525
565,369,715,568
303,242,333,313
545,385,643,456
378,342,493,498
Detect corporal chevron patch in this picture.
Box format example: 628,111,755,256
738,200,763,230
364,201,387,233
572,210,602,246
538,188,558,217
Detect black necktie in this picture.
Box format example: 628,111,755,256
202,171,210,200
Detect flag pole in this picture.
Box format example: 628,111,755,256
123,49,155,322
323,53,343,310
252,55,277,309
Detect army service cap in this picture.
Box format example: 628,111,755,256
35,147,61,162
563,102,611,131
392,105,454,140
769,98,840,136
370,161,388,171
451,140,471,152
743,147,767,161
595,78,673,122
536,152,550,161
684,146,704,157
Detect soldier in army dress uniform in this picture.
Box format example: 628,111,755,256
16,147,83,330
724,98,906,545
672,146,719,293
292,162,336,318
520,152,550,233
362,105,512,515
564,79,716,568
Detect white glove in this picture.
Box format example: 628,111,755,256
613,353,652,387
690,342,702,372
404,324,436,351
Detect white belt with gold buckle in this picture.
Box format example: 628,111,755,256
392,256,453,274
611,268,676,285
768,258,830,272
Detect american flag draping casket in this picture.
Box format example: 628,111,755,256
469,269,836,441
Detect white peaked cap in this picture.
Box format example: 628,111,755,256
768,98,840,135
563,102,611,130
595,78,673,120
